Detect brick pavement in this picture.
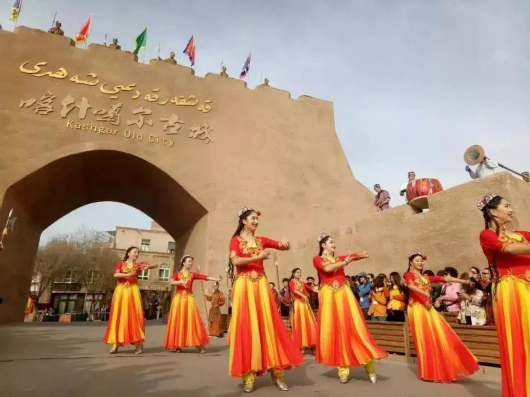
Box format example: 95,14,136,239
0,321,501,397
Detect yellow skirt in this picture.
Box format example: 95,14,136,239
228,274,304,378
164,293,209,349
103,283,145,346
493,275,530,397
408,303,478,382
316,284,387,367
290,299,318,349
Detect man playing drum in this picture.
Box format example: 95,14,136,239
400,172,416,203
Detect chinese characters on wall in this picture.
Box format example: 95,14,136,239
17,62,216,148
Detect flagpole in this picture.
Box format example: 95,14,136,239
13,0,23,29
51,11,57,28
104,31,108,46
85,13,92,49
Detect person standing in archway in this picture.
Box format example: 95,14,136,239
164,255,222,353
206,281,226,338
103,246,159,354
227,207,303,393
313,234,387,385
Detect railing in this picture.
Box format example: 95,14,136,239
223,311,501,366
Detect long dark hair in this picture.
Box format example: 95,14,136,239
481,195,503,298
389,271,404,294
402,253,424,299
123,246,139,261
289,268,301,313
227,209,257,284
179,255,193,271
317,236,332,286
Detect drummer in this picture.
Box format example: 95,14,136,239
522,171,529,182
465,156,498,179
400,171,416,202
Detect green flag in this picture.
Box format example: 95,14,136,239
134,28,147,55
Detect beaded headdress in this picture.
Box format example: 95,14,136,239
317,233,329,243
409,251,427,260
477,194,496,211
180,254,193,264
408,171,415,176
237,206,261,218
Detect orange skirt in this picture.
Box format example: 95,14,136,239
408,303,479,382
316,285,387,367
103,283,145,346
164,293,209,350
493,275,530,397
228,274,304,378
290,299,318,349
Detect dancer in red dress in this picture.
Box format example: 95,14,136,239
227,207,303,393
478,194,530,397
404,252,479,382
164,255,222,353
288,268,318,354
313,234,387,384
103,246,159,354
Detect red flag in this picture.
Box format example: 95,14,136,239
183,35,195,66
75,14,92,45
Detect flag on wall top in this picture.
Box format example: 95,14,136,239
183,36,195,66
134,28,147,55
239,53,251,79
75,14,92,45
9,0,22,22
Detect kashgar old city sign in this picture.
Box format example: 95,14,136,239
18,61,215,148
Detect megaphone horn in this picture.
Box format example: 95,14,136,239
463,145,485,166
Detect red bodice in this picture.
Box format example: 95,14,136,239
229,236,283,276
312,254,360,288
404,272,445,306
480,229,530,280
288,280,313,300
114,261,148,285
172,271,207,295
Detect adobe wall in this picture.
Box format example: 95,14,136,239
263,172,530,285
0,27,376,323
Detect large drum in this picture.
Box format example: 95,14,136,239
406,178,443,210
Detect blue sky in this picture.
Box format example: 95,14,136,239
2,0,530,243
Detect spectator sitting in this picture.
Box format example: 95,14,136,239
368,276,388,321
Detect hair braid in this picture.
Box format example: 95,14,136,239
481,195,503,299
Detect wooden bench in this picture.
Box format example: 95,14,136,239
366,321,408,355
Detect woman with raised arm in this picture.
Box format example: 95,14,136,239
288,268,318,355
103,246,159,354
227,207,303,393
404,252,478,382
164,255,222,353
478,194,530,397
313,234,387,385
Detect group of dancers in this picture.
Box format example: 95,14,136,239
102,197,529,397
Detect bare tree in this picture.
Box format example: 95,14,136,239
70,228,118,316
32,234,78,319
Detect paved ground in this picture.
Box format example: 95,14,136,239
0,321,501,397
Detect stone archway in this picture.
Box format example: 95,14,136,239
0,26,379,323
0,149,208,323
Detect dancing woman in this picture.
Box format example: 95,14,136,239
288,268,318,354
404,252,479,382
103,246,159,354
228,207,303,393
164,255,221,353
478,194,530,397
313,234,387,384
